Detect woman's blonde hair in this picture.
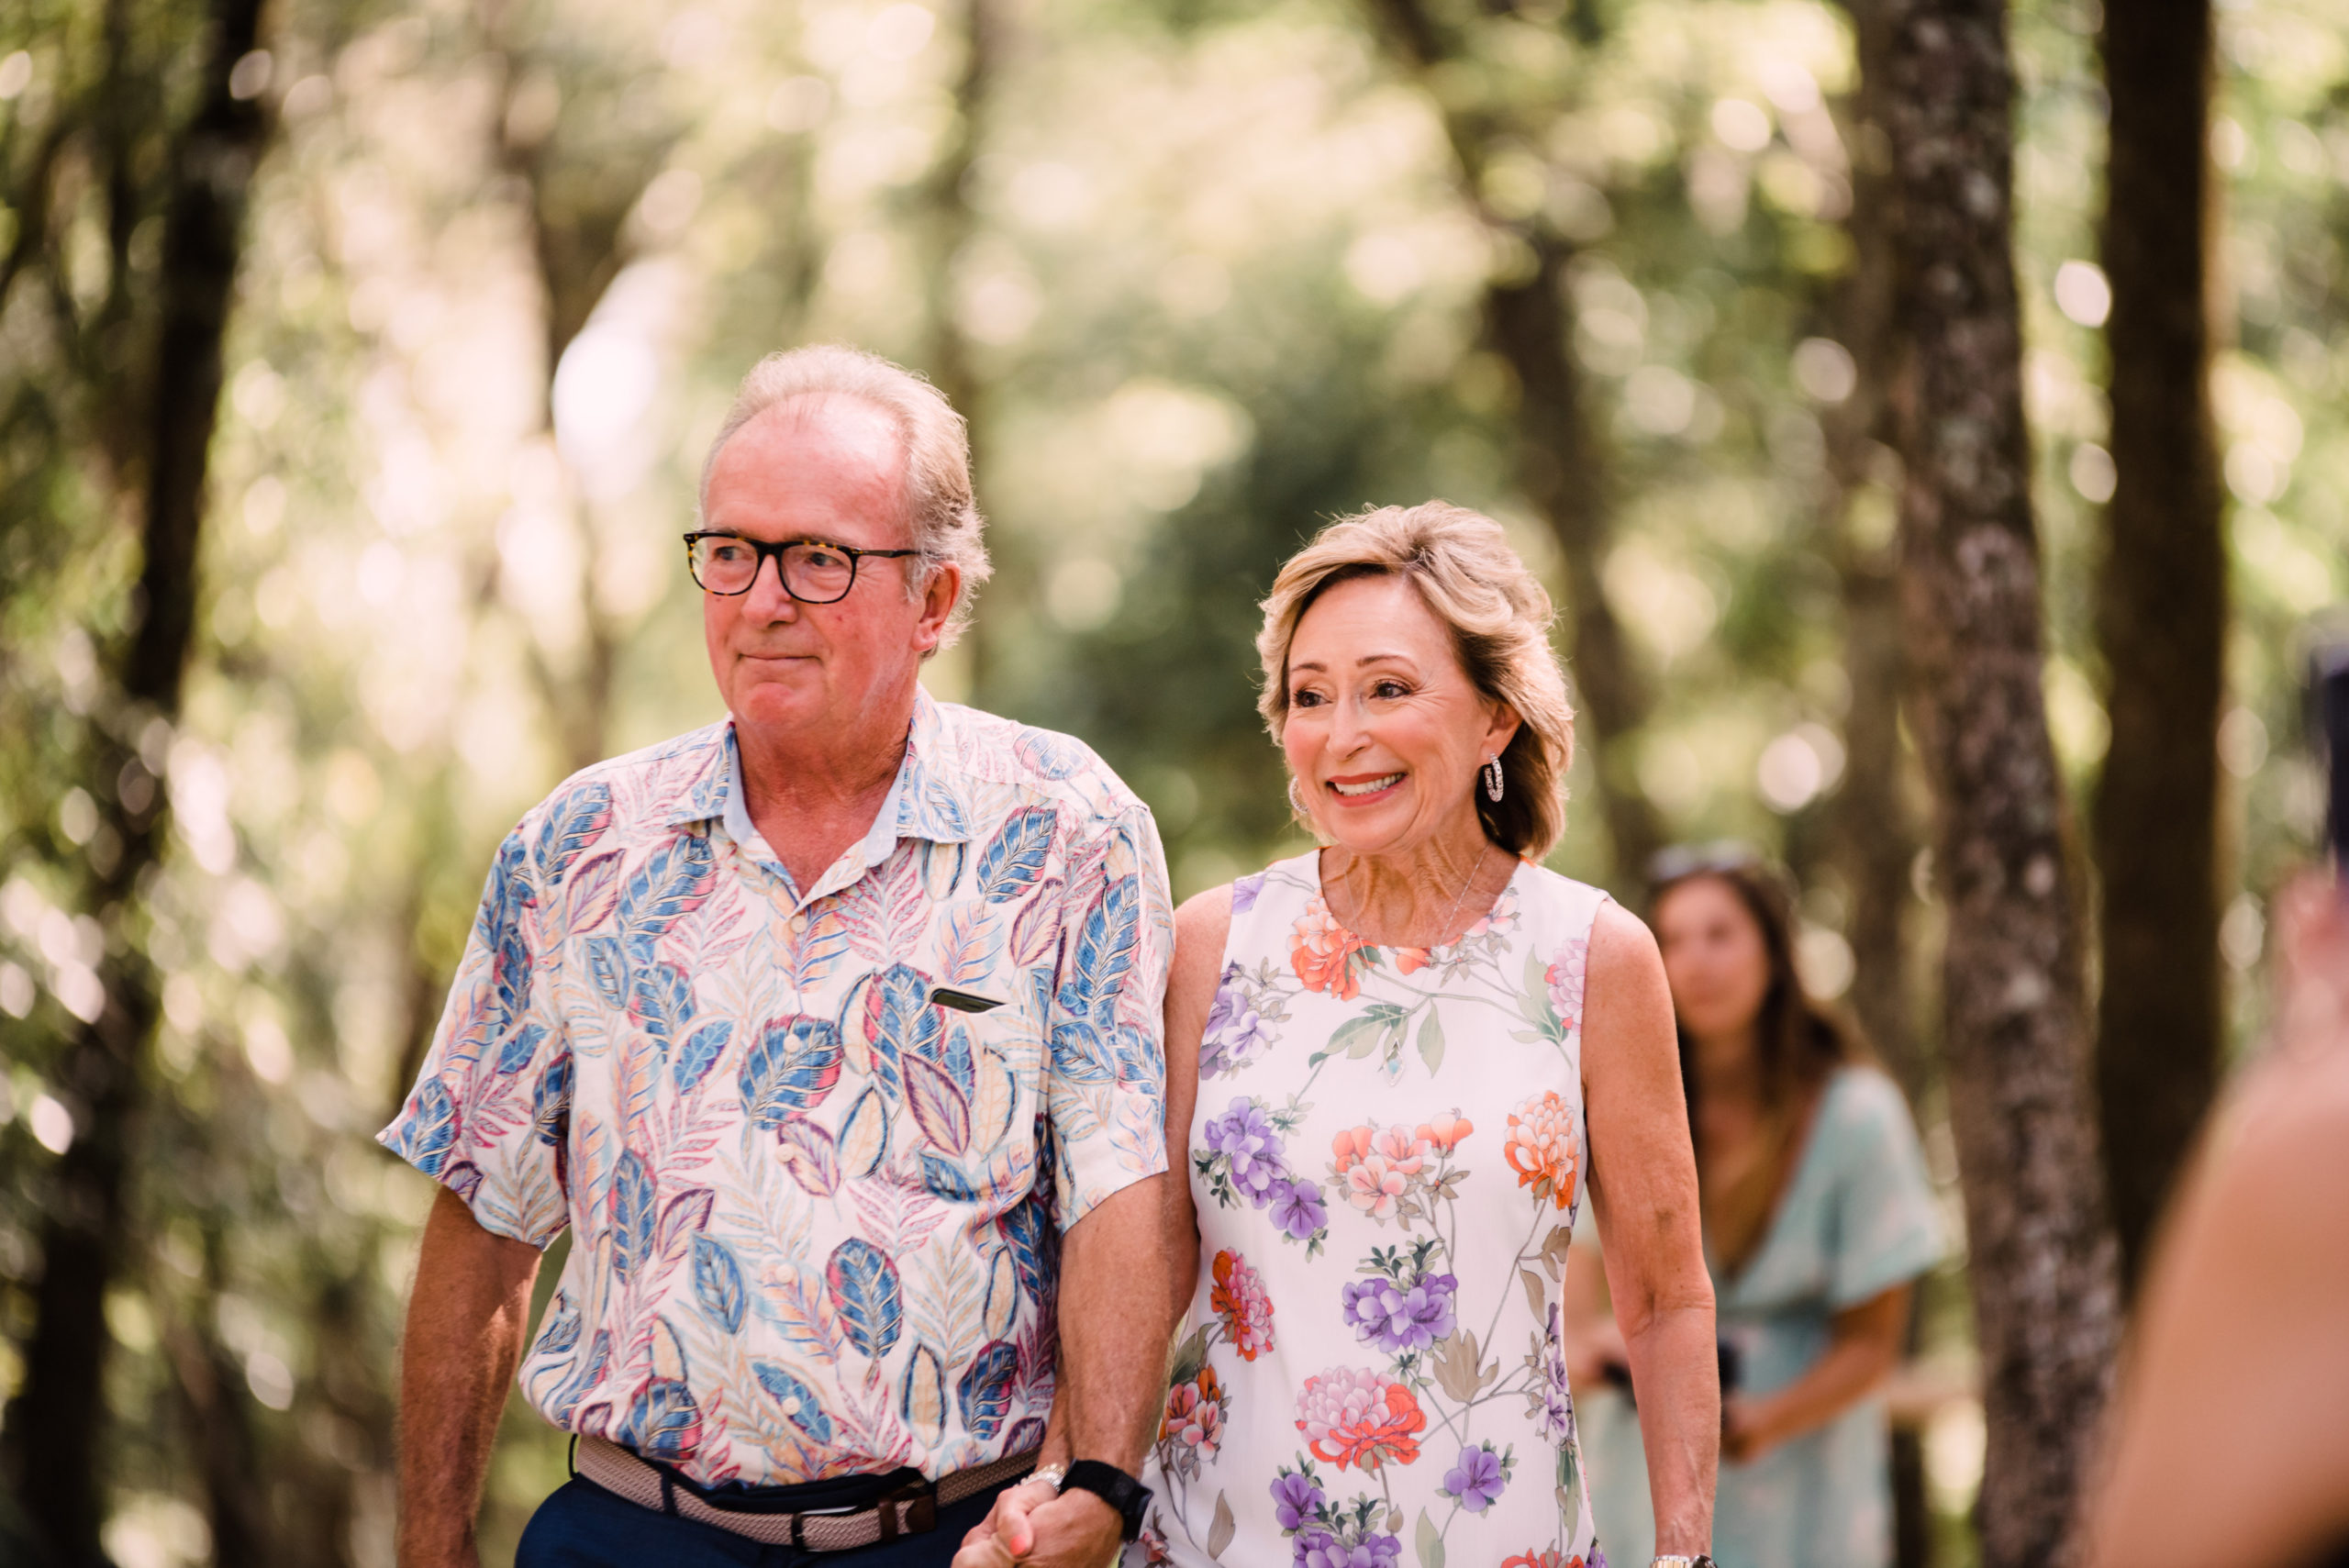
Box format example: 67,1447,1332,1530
1256,501,1575,861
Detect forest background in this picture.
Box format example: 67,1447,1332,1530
0,0,2339,1563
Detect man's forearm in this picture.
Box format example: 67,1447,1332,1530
1623,1301,1720,1556
1055,1175,1180,1473
398,1186,542,1566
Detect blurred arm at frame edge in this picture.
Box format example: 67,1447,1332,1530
397,1186,544,1568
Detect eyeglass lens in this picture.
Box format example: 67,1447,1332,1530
689,537,859,602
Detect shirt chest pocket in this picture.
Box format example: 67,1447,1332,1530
842,976,1045,1183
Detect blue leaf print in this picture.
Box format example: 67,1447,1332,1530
551,1329,612,1424
955,1340,1020,1440
739,1017,845,1129
838,1085,891,1178
753,1362,836,1445
825,1238,903,1362
1014,728,1085,780
860,964,939,1103
692,1234,747,1334
532,1050,574,1147
533,781,613,884
1057,874,1139,1026
1049,1019,1116,1085
918,1152,981,1202
629,961,695,1054
672,1019,732,1095
533,1290,583,1358
584,936,629,1010
997,1200,1057,1309
493,919,534,1039
1110,1022,1163,1084
407,1077,459,1177
618,834,717,948
609,1150,657,1281
1006,1416,1048,1454
624,1376,703,1462
973,807,1057,903
495,1020,548,1077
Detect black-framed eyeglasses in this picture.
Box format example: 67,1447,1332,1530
681,532,920,604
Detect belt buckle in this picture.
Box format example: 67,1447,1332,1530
788,1478,937,1551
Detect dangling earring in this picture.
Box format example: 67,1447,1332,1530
1289,776,1309,817
1484,755,1505,803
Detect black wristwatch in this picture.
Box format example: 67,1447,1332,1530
1061,1459,1152,1541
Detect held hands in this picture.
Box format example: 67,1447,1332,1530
952,1479,1124,1568
1720,1391,1783,1465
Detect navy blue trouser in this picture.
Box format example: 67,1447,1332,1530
515,1472,1017,1568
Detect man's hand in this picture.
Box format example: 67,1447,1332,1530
954,1483,1123,1568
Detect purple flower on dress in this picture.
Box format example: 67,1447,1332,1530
1269,1178,1329,1240
1340,1270,1458,1353
1202,1097,1288,1204
1530,1307,1575,1443
1270,1470,1324,1531
1200,965,1273,1078
1298,1529,1401,1568
1440,1442,1507,1513
1230,873,1265,914
1588,1550,1608,1568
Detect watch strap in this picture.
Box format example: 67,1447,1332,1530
1061,1460,1152,1541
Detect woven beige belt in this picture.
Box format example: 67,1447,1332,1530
575,1435,1041,1551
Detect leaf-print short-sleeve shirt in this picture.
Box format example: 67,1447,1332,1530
1132,851,1613,1568
379,690,1174,1486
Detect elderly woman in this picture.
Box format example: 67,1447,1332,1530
1125,503,1716,1568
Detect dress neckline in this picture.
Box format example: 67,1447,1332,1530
1308,844,1530,956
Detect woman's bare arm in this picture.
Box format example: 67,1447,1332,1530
1723,1283,1909,1462
1582,900,1719,1556
1159,886,1230,1318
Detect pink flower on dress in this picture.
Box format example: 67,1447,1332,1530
1416,1111,1474,1152
1291,899,1374,1000
1545,937,1589,1034
1503,1090,1580,1211
1330,1125,1375,1174
1342,1154,1411,1219
1210,1250,1275,1361
1158,1365,1226,1480
1295,1366,1426,1471
1371,1124,1429,1172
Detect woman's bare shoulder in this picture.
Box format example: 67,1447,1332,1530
1586,897,1664,981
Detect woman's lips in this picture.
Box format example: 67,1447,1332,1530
1326,771,1405,805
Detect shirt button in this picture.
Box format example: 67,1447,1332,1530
790,913,809,934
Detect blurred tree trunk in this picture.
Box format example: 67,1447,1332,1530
1823,10,1931,1562
165,1229,272,1566
1879,4,2120,1566
7,0,273,1558
1364,0,1664,883
1824,0,1922,1101
2093,0,2225,1296
930,0,1004,697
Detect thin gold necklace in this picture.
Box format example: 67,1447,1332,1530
1337,840,1493,948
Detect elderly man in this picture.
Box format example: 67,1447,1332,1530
384,346,1177,1567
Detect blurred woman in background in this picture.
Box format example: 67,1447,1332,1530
1568,851,1942,1568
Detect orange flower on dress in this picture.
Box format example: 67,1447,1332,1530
1500,1551,1583,1568
1392,946,1433,975
1295,1366,1426,1471
1291,899,1373,1000
1503,1090,1580,1210
1209,1250,1275,1361
1330,1125,1375,1174
1416,1111,1473,1152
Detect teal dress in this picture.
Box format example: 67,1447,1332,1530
1582,1067,1943,1568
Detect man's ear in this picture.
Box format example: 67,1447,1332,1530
913,562,963,652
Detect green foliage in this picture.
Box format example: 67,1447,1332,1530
0,0,2343,1559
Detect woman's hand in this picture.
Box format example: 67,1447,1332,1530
1720,1392,1784,1464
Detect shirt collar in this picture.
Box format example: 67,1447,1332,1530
669,687,977,851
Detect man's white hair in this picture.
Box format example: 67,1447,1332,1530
700,344,992,648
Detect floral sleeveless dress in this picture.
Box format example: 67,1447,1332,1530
1130,851,1611,1568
